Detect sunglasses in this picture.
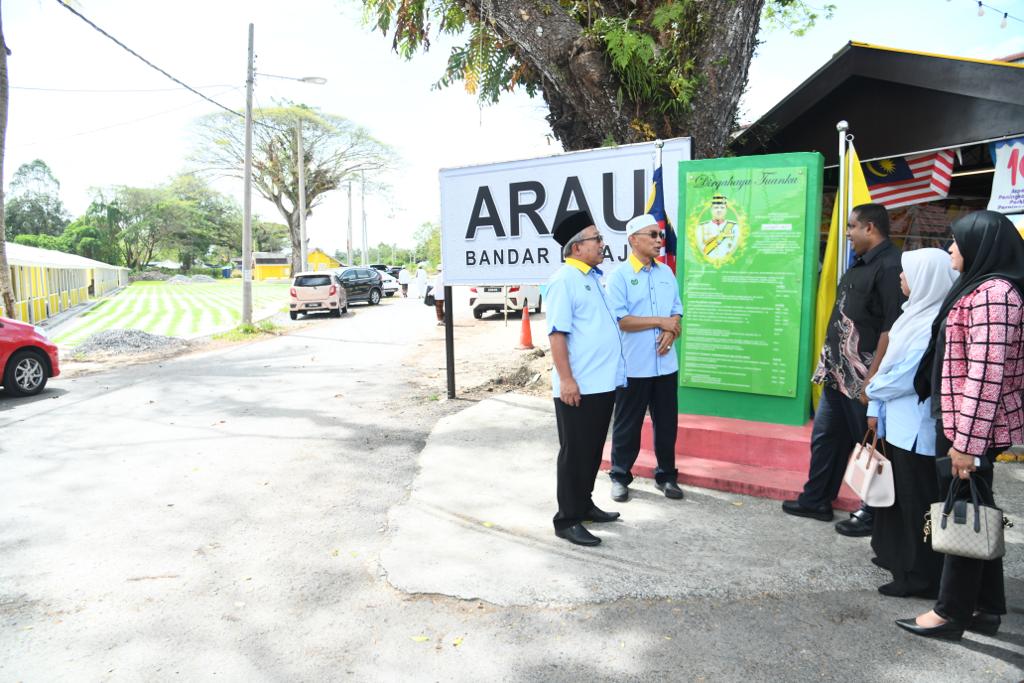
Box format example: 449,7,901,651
577,234,605,244
640,230,666,240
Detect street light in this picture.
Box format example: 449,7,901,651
241,23,326,324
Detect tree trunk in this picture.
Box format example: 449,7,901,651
459,0,765,159
0,4,15,319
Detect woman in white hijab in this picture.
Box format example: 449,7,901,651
865,248,958,599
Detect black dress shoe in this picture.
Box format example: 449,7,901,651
835,511,873,537
781,499,833,522
586,506,620,523
656,481,684,499
966,612,1001,636
895,617,964,641
878,581,911,597
555,524,601,546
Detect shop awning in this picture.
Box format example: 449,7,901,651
732,42,1024,165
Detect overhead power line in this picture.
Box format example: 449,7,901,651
54,0,243,118
13,84,236,93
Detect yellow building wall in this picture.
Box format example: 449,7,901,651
307,250,340,271
254,264,290,280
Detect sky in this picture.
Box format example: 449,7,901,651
6,0,1024,258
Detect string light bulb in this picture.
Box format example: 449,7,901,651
977,1,985,16
1001,12,1008,27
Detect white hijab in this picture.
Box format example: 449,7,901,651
876,248,958,377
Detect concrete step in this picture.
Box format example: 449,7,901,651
639,414,814,471
606,413,861,513
599,449,860,512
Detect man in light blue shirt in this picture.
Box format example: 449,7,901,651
606,214,683,502
547,210,627,547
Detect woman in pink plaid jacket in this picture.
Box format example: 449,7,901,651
898,211,1024,641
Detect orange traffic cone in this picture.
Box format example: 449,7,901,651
517,301,534,350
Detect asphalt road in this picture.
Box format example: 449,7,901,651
2,294,1024,682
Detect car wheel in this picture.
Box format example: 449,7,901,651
369,288,381,305
473,307,484,319
4,350,48,397
534,295,542,314
289,311,298,320
331,307,342,318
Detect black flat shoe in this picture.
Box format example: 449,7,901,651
966,612,1001,636
781,499,833,522
895,617,964,641
555,524,601,546
586,506,620,523
835,512,873,537
656,481,684,500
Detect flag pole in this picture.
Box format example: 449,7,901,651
836,121,849,284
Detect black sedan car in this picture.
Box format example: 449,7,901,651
335,267,384,305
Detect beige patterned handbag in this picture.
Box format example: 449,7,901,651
842,429,895,507
925,476,1011,561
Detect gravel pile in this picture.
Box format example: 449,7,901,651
167,275,193,285
191,274,216,283
73,329,189,357
130,271,171,282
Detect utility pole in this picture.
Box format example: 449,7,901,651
360,171,368,266
296,118,307,272
241,23,254,325
346,181,353,265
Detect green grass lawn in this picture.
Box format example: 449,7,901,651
53,280,291,347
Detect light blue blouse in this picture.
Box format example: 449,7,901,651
866,344,936,456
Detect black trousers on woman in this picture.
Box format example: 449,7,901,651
933,425,1006,622
870,441,943,597
553,391,616,531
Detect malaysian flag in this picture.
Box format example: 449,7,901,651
645,165,677,272
862,150,955,209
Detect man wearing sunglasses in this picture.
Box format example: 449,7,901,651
547,210,627,547
606,213,684,503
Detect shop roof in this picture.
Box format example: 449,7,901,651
3,242,128,270
732,42,1024,165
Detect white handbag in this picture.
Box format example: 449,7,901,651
842,429,895,508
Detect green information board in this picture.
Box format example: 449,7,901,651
676,153,823,425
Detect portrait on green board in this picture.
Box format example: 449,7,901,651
690,194,748,267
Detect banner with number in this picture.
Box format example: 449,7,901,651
988,136,1024,216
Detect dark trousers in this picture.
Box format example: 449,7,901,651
870,441,943,595
553,391,616,531
933,425,1006,621
434,300,445,321
798,384,868,509
610,373,679,485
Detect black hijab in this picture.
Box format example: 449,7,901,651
914,210,1024,401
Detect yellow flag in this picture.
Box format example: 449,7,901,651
811,144,873,410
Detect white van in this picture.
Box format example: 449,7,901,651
469,284,542,319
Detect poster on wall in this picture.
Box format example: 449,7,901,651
988,136,1024,217
678,164,809,398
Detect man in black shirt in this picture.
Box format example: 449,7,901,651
783,203,904,535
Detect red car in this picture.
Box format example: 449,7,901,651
0,316,60,397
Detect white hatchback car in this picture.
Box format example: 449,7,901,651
289,271,348,319
379,272,400,297
469,284,542,319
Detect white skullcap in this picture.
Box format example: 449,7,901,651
626,214,658,237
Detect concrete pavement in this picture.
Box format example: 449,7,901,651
3,294,1024,681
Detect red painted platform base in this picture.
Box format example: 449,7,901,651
600,414,860,512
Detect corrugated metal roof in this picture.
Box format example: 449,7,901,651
3,242,128,270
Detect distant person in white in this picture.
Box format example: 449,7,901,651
398,267,410,297
432,265,445,326
414,265,428,298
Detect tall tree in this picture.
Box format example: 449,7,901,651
362,1,830,158
0,2,14,318
192,103,396,274
4,159,70,238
